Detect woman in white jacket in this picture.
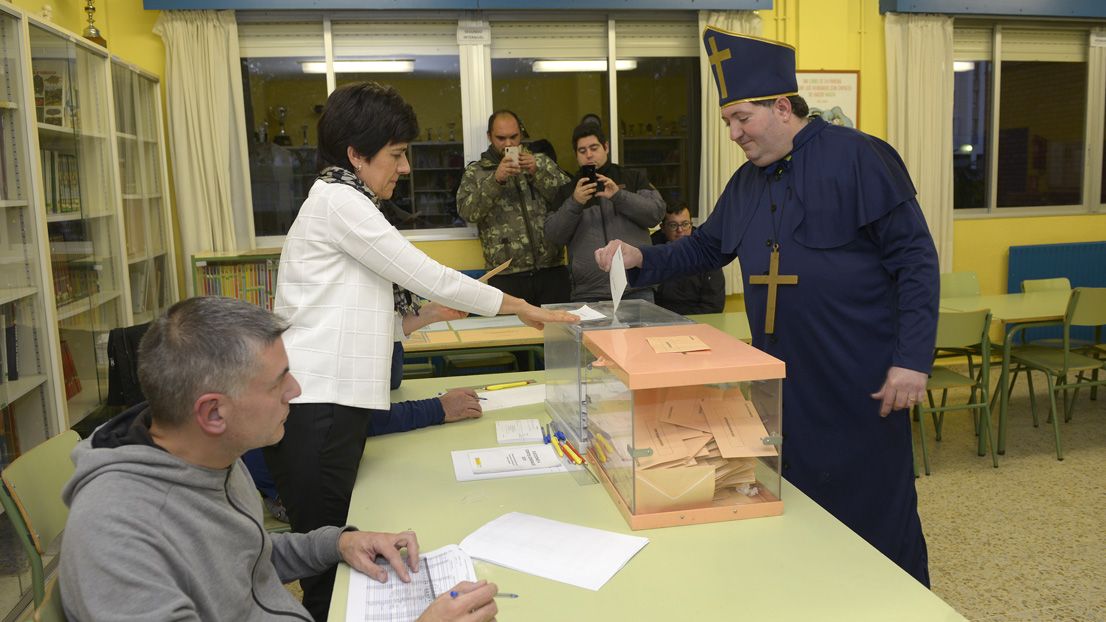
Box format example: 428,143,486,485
263,81,576,620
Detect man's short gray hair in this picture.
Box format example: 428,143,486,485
137,297,289,427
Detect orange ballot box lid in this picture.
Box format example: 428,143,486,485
583,323,785,391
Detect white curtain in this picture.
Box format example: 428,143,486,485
154,10,253,294
697,11,761,294
885,13,954,271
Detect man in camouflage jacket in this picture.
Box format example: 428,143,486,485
457,110,571,305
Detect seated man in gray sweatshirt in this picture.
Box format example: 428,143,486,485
59,296,497,622
546,123,666,303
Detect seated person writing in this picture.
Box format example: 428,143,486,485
651,204,725,315
59,296,497,622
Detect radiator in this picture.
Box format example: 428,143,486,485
1008,241,1106,343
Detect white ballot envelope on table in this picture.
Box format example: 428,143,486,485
635,464,716,513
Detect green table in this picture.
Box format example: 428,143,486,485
330,371,965,621
938,291,1070,454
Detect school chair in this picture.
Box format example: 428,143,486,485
913,309,997,475
939,271,981,298
0,431,80,607
1006,287,1106,460
26,576,64,622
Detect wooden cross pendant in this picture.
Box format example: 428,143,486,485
748,248,798,335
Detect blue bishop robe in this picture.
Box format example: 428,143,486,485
632,116,939,585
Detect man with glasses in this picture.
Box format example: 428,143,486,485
546,122,665,303
651,203,725,315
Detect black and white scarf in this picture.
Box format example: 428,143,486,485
317,166,421,318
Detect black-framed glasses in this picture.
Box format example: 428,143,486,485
663,221,692,231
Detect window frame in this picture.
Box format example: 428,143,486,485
952,19,1106,220
238,10,702,248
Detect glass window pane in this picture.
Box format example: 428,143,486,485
616,57,700,215
491,58,610,174
336,55,465,231
996,61,1086,207
952,61,991,209
241,56,328,236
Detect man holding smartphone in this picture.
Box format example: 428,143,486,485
458,110,571,305
545,122,665,303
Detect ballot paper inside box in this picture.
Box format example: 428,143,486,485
580,321,785,530
542,300,692,452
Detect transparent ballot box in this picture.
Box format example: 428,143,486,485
543,300,692,449
580,321,784,530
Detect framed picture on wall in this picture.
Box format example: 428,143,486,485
796,70,859,128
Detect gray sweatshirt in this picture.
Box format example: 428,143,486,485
59,406,346,621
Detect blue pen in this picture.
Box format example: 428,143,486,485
542,424,551,445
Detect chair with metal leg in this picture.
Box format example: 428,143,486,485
1006,287,1106,460
913,309,997,475
0,431,80,608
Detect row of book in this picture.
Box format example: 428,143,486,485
195,259,278,311
52,263,99,307
41,149,82,214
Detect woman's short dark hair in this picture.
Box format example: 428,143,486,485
572,123,607,150
752,94,810,119
316,82,419,172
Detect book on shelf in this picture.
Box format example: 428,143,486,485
40,149,81,214
60,339,81,400
5,305,16,382
0,405,20,470
33,61,71,127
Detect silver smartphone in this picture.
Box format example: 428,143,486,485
503,145,520,164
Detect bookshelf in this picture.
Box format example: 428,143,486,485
0,6,64,466
386,141,465,230
111,58,177,326
621,135,695,212
28,21,129,430
192,249,281,311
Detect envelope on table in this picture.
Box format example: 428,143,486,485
634,465,715,513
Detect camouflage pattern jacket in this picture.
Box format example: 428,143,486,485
457,146,570,273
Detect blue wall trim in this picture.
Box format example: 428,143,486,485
145,0,770,10
880,0,1106,19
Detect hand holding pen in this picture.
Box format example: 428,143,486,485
437,388,484,423
420,580,498,622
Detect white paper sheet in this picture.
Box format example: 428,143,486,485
451,444,569,481
345,545,476,622
610,245,627,313
448,315,525,331
495,419,544,444
459,512,649,591
476,383,546,412
568,304,607,321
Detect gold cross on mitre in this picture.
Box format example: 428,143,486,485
707,36,732,100
748,247,798,335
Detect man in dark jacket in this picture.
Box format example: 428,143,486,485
546,123,665,302
651,203,725,315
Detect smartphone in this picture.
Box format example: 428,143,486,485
581,164,604,191
503,145,519,164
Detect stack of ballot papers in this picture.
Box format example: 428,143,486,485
459,512,648,591
346,545,475,622
612,386,777,513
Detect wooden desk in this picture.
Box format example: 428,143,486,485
938,291,1070,454
330,371,965,622
405,319,544,370
688,311,752,341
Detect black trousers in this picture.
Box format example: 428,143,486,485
263,402,371,622
488,265,571,306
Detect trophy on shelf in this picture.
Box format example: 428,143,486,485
301,124,309,146
82,0,106,47
273,106,292,146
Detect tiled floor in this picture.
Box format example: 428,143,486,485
914,374,1106,621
